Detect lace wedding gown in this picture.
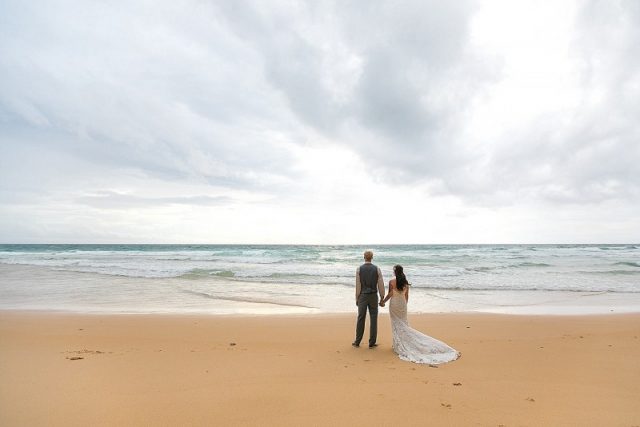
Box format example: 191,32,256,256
389,287,460,364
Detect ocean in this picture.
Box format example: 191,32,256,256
1,244,639,315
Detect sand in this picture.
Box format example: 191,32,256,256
1,311,639,426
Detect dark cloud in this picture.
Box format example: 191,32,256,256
213,0,487,181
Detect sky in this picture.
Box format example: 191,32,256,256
1,0,639,244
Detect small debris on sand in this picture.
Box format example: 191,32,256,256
229,342,236,346
67,357,84,361
453,382,462,386
64,349,105,356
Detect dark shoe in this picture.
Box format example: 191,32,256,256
352,342,360,348
368,343,378,349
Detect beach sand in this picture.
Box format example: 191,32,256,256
1,312,638,426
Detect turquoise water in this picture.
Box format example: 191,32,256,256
0,244,639,314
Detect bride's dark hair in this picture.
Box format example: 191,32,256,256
394,265,409,291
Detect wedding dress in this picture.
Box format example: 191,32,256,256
389,287,460,364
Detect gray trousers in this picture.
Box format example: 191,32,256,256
354,292,378,346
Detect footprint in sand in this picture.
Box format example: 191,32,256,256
526,397,535,402
440,403,452,409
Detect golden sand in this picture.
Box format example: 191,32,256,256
1,312,638,426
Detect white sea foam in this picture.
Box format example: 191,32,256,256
0,244,639,314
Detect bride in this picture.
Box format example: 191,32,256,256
380,265,460,364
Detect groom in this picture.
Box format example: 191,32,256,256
352,250,385,349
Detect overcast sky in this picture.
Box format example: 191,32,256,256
1,0,639,244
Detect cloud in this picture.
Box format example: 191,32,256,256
0,0,301,194
0,0,639,243
213,0,491,181
464,2,640,204
75,191,235,209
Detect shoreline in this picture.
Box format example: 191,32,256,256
1,307,640,317
3,263,640,316
1,311,639,426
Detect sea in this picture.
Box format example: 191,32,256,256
0,244,639,315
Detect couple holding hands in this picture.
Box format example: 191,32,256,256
353,250,460,364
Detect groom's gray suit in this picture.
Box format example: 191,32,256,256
354,260,385,347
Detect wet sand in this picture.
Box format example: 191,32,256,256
1,312,639,426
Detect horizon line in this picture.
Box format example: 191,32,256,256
1,242,638,246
